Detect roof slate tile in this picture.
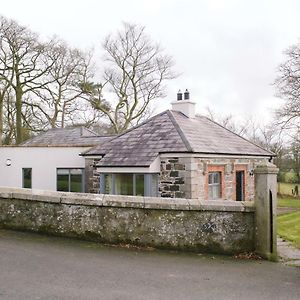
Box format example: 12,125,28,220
84,110,273,167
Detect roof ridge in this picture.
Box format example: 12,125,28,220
167,110,193,152
200,115,274,156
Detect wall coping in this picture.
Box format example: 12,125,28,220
0,187,255,212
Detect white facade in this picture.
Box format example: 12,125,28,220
0,147,88,191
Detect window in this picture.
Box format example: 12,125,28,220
100,173,158,197
22,168,32,189
208,172,221,200
236,171,245,201
57,168,84,192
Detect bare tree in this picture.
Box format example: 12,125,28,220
274,41,300,132
0,16,57,143
29,40,95,129
83,23,176,133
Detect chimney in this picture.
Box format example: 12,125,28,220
171,89,196,118
177,90,183,101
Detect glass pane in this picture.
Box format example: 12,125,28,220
208,173,213,184
208,172,221,200
23,168,32,189
57,169,69,175
57,174,69,191
151,174,158,197
213,172,220,183
136,174,144,196
70,169,83,192
104,174,112,194
115,173,133,195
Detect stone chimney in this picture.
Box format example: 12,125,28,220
171,89,196,118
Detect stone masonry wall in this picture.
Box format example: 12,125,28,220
85,158,101,194
160,157,186,198
0,188,255,255
159,156,267,200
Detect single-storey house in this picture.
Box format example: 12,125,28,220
0,127,112,193
82,92,274,200
0,91,274,200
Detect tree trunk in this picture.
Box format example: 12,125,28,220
0,94,3,145
15,87,23,144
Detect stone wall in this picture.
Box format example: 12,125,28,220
85,158,101,193
160,156,266,200
0,188,255,255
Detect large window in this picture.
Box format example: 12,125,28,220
208,172,221,200
22,168,32,189
101,173,158,197
57,168,84,192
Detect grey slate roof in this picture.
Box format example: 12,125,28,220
21,127,113,147
84,110,273,167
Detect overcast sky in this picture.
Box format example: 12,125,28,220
1,0,300,123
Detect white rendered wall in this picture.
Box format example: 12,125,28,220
0,147,88,191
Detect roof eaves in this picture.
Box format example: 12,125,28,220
158,150,274,157
95,165,150,168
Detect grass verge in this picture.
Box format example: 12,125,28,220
278,197,300,208
278,182,300,197
277,211,300,249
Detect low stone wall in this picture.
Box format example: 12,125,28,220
0,187,255,254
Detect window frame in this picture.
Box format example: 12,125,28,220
56,168,85,193
208,171,222,200
100,173,158,197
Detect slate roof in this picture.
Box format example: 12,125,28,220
83,110,273,167
21,127,113,147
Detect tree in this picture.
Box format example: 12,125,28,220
28,40,94,129
275,41,300,133
0,16,57,143
83,23,176,134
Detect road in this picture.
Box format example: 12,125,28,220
0,229,299,300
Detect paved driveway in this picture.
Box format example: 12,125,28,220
0,229,299,300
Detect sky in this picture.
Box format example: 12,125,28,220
1,0,300,124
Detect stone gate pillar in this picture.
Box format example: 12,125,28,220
254,161,279,261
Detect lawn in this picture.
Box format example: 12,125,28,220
278,197,300,208
278,182,300,197
277,196,300,249
277,211,300,249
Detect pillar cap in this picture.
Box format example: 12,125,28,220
253,162,279,174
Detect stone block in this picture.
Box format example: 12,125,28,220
170,171,179,177
102,194,144,208
174,163,185,170
61,193,103,206
174,178,184,184
144,197,189,210
170,185,179,191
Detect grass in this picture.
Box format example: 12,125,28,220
277,196,300,249
278,182,300,197
278,197,300,208
277,211,300,249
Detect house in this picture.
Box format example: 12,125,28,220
0,127,112,193
82,91,274,200
0,91,274,200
